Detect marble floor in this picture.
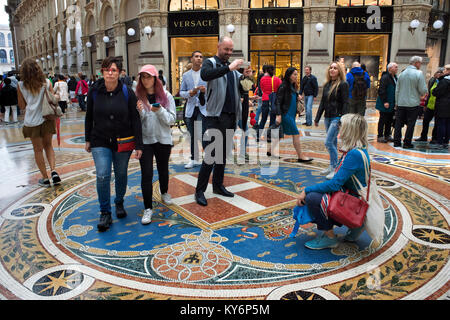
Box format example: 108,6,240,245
0,104,448,300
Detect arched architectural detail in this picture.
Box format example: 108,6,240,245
119,0,140,22
99,2,115,30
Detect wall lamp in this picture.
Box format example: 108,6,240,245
315,23,324,37
143,26,154,39
85,41,92,48
226,24,235,38
408,19,420,35
127,28,135,36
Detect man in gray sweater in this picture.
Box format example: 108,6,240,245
195,36,252,206
393,56,428,149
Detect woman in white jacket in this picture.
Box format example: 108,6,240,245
135,64,176,225
53,74,69,113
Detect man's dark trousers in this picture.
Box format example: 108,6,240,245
196,112,236,193
394,106,421,146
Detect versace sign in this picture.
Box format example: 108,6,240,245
335,7,393,33
249,9,303,34
168,11,219,36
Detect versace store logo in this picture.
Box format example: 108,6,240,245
249,9,303,34
168,11,219,36
335,7,393,33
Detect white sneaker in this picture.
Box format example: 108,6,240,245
185,160,195,169
326,171,335,180
320,166,333,175
194,160,202,166
141,208,153,225
161,193,173,205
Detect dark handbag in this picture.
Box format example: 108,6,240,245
326,152,371,229
266,122,284,142
117,136,135,152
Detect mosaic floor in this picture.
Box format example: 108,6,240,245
0,105,448,300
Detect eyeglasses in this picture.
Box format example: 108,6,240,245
103,68,119,74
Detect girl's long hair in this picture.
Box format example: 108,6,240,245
283,67,299,90
325,62,346,100
135,74,168,111
20,58,46,95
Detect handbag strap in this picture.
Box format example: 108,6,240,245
271,76,274,93
353,148,371,202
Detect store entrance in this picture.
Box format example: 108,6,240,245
249,35,302,85
334,34,390,101
170,36,218,95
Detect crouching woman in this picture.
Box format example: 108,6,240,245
296,113,370,250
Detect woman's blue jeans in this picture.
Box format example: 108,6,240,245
91,147,132,213
324,117,340,168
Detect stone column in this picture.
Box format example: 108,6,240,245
304,4,335,86
392,3,432,72
69,39,78,74
95,31,105,73
81,35,90,76
113,23,127,71
137,13,166,73
220,7,247,60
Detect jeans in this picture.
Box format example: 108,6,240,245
78,94,86,111
186,107,206,161
91,147,132,213
324,117,340,168
238,118,248,157
254,98,262,124
305,192,341,231
139,143,172,209
394,106,421,146
304,95,314,125
4,105,17,123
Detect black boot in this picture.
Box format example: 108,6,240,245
97,212,112,232
115,203,127,219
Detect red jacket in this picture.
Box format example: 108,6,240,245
259,75,281,101
75,80,89,95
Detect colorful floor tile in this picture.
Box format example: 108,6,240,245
0,106,448,300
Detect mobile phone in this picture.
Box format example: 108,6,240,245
241,61,250,68
152,103,161,108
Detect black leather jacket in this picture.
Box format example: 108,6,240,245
315,81,349,122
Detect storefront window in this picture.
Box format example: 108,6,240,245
334,34,389,100
170,0,218,11
249,35,302,85
336,0,392,6
250,0,303,8
170,36,218,94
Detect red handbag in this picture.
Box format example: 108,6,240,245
326,152,371,229
116,136,135,152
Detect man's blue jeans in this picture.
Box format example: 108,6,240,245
91,147,132,213
186,107,206,161
304,95,314,126
324,117,340,168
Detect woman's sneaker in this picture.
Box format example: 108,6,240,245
344,226,365,242
304,233,339,250
320,166,333,175
97,212,112,232
38,178,51,188
141,208,153,225
161,193,173,205
51,171,61,185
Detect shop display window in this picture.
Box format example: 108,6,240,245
249,34,302,85
170,36,218,94
334,34,389,100
169,0,218,11
250,0,303,8
336,0,392,6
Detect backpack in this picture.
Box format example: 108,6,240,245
92,83,129,104
351,72,368,100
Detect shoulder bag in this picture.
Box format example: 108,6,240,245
326,150,370,229
42,85,63,120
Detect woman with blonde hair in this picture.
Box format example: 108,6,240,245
314,62,349,179
17,58,62,188
297,113,370,250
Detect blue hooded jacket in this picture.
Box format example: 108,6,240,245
346,67,371,99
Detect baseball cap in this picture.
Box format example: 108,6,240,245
139,65,158,76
